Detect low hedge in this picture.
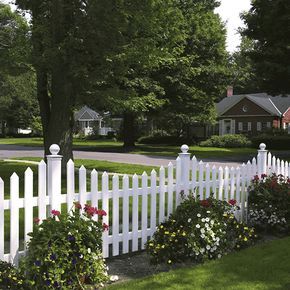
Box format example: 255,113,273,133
138,135,195,145
251,135,290,150
200,134,252,148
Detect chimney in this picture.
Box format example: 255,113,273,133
227,86,233,97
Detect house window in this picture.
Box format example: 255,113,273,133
267,122,271,129
261,122,267,131
243,122,248,131
238,122,243,131
257,122,261,131
248,122,252,131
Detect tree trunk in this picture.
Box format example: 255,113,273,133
123,112,136,148
1,121,6,137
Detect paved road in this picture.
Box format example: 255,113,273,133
0,144,250,168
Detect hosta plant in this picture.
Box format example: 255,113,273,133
146,194,257,265
248,173,290,234
20,203,109,289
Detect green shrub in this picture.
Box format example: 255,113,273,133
20,203,109,289
138,134,195,145
0,260,28,290
251,134,290,150
200,134,252,148
146,194,257,265
248,173,290,234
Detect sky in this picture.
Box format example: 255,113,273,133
2,0,252,53
216,0,252,52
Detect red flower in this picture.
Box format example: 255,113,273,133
103,223,109,231
51,210,60,216
261,174,267,179
74,202,82,210
84,204,96,217
200,200,210,207
253,175,259,181
229,199,237,206
96,209,107,217
33,217,40,224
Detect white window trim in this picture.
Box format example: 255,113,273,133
248,122,252,131
257,122,262,131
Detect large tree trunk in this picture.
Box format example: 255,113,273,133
123,112,136,148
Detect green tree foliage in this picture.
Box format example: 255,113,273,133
152,0,228,139
0,3,38,135
228,36,261,95
242,0,290,95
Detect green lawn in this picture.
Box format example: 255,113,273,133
0,137,258,159
106,237,290,290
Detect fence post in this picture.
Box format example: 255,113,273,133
47,144,62,213
179,144,191,196
257,143,267,176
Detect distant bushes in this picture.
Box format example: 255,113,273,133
138,135,195,145
200,134,252,148
251,135,290,150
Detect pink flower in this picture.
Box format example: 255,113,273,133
74,202,82,210
253,175,259,181
103,223,109,231
96,209,107,216
229,199,237,206
51,210,60,216
33,217,40,224
84,204,96,217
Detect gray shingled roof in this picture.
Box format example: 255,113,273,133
74,105,102,121
216,93,290,116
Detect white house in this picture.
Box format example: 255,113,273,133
74,106,114,136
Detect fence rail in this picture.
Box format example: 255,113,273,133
0,143,289,265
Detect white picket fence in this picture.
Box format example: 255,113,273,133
0,143,289,266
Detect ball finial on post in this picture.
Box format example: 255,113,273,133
259,143,266,151
49,144,60,155
181,144,189,153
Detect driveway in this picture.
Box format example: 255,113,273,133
0,144,250,168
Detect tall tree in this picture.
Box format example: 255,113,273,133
242,0,290,95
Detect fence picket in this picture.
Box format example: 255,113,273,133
281,160,285,176
272,156,276,173
198,161,204,199
102,172,109,258
167,162,174,216
141,172,148,249
122,175,129,254
205,164,210,198
159,166,165,223
112,174,119,256
24,168,33,249
79,166,87,207
236,167,241,203
176,157,181,206
230,167,235,200
67,159,75,212
191,156,197,197
285,161,289,178
218,167,223,200
38,160,47,220
240,164,246,221
212,165,217,198
267,152,272,174
10,173,19,265
224,166,229,201
277,158,281,175
0,178,4,260
150,170,157,236
132,174,139,252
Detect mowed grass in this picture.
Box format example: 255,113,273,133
106,237,290,290
0,137,258,159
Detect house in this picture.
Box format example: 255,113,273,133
216,93,290,136
74,106,115,136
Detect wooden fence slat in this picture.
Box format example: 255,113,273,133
236,167,241,203
224,166,229,201
91,169,98,220
66,159,75,212
150,170,157,236
159,166,165,223
205,164,210,198
198,161,204,199
10,173,19,265
132,174,139,252
102,172,109,258
230,167,235,200
79,166,87,207
38,160,47,221
122,175,129,254
191,156,197,197
212,165,217,198
218,167,223,200
175,157,181,206
267,152,272,175
141,172,148,250
24,168,33,249
167,162,174,217
112,174,119,256
240,164,246,221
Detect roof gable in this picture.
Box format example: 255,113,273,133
74,105,102,121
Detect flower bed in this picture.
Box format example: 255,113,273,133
248,173,290,234
146,194,257,265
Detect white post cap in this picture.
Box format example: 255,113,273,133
259,143,266,150
180,144,189,153
49,144,60,155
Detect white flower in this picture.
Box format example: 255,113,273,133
87,248,91,254
200,228,205,234
206,211,211,214
210,220,214,225
218,254,222,259
201,234,205,238
205,218,210,222
80,254,83,259
205,223,209,228
201,218,205,222
200,248,205,253
196,224,200,228
197,213,201,217
88,226,92,232
206,245,211,250
110,275,119,282
188,218,192,223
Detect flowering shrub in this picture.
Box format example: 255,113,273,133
20,203,109,289
146,194,257,264
0,261,28,289
248,173,290,234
